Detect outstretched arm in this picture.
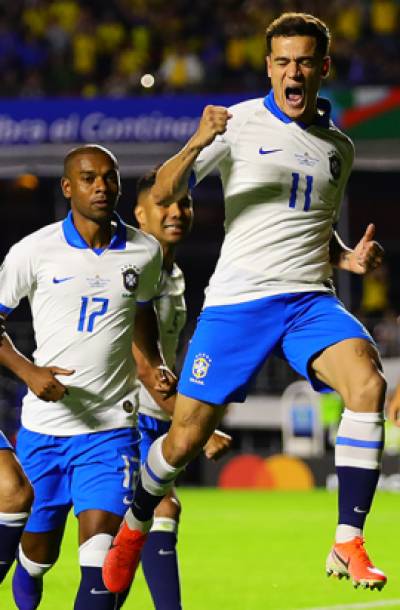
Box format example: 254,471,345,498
149,105,232,207
329,223,384,274
0,317,74,402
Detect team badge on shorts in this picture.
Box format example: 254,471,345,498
328,151,341,181
190,353,212,385
121,265,139,293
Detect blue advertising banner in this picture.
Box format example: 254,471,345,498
0,94,250,145
4,89,398,147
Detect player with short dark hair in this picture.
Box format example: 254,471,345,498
0,145,174,609
133,170,231,609
104,13,387,594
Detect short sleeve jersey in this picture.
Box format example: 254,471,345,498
0,212,162,435
192,92,354,307
138,263,186,421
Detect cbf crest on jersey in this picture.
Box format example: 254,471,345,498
121,265,139,293
328,151,341,181
190,353,212,386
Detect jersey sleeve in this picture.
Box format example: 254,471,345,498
192,135,231,185
136,239,163,304
0,240,36,316
192,103,250,186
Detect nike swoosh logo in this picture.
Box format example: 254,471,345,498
333,549,349,568
90,588,111,595
354,506,367,513
259,148,283,155
52,276,74,284
158,549,175,556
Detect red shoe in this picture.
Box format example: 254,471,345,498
102,522,148,593
326,536,387,590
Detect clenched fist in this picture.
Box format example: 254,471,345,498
191,105,232,149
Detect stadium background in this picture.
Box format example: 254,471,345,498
1,2,400,609
1,0,400,489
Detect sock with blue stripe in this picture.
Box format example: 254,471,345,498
129,435,184,529
0,512,28,583
141,518,181,610
335,409,384,542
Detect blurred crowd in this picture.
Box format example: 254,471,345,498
1,0,400,98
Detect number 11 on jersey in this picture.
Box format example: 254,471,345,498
289,172,313,211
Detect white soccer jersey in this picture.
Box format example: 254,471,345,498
192,92,354,307
138,264,186,421
0,212,162,435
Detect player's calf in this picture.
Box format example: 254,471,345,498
142,515,182,610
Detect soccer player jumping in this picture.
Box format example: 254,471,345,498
103,13,387,594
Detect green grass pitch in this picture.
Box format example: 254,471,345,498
1,489,399,609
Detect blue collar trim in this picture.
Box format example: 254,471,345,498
263,90,331,129
62,211,127,253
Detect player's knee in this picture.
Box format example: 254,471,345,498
155,495,181,522
19,546,53,578
0,472,33,513
79,533,113,567
15,479,34,513
346,370,386,411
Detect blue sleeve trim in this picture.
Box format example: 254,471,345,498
188,170,197,189
0,304,13,315
136,299,153,306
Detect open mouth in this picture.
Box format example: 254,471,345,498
285,86,304,108
164,224,184,231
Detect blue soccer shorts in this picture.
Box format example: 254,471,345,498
0,430,13,451
138,413,171,464
178,292,373,405
16,426,140,533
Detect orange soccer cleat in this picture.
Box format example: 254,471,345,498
326,536,387,590
102,522,148,593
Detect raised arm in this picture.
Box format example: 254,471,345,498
329,224,384,274
150,105,231,207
